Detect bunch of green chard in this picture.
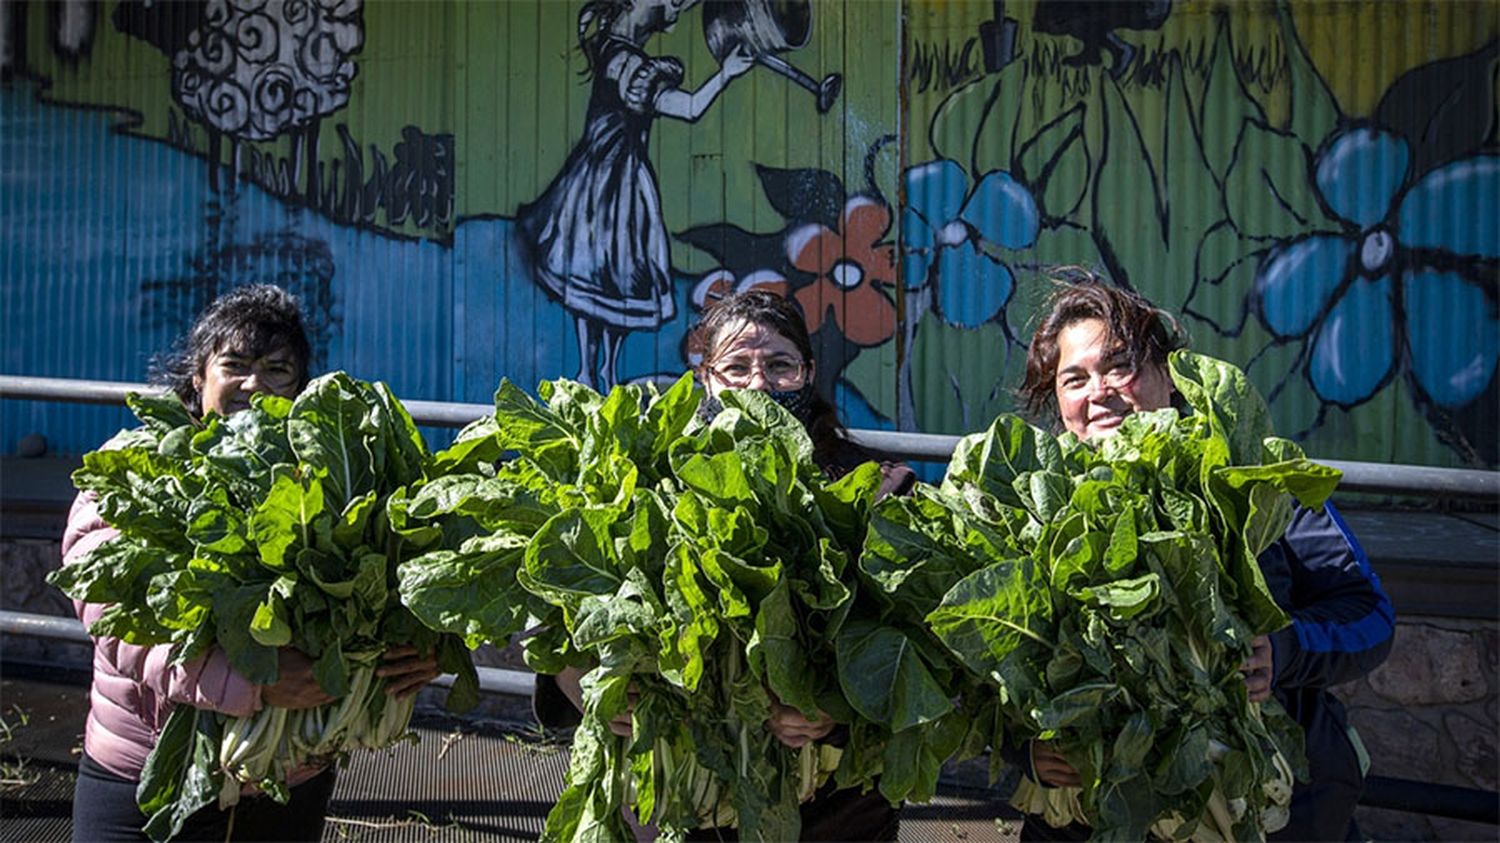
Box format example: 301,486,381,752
862,352,1331,842
394,375,892,842
49,374,478,841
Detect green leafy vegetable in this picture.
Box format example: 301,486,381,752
398,375,898,842
50,375,477,841
865,351,1327,842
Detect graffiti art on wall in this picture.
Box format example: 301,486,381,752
0,1,1494,472
897,2,1497,467
515,0,842,390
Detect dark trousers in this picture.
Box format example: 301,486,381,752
72,752,336,843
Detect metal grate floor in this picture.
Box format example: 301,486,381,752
323,727,569,842
323,726,1019,843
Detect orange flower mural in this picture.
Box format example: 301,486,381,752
784,196,898,347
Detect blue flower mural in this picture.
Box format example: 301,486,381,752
1255,126,1499,410
902,159,1040,328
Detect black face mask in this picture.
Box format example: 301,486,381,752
697,394,724,424
697,386,817,426
766,384,817,425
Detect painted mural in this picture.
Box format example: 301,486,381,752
1,0,1495,471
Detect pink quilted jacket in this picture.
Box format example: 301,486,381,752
63,492,322,787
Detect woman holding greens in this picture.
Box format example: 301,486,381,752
535,290,914,840
62,285,437,841
1011,275,1394,842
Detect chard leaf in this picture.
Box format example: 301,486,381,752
250,474,325,570
491,380,582,479
212,584,281,685
192,407,294,501
139,708,222,842
659,544,719,691
399,543,530,647
753,579,818,716
333,492,377,548
879,710,967,804
1154,724,1214,795
945,415,1065,507
1167,350,1272,467
1103,506,1141,574
186,489,248,555
48,538,172,605
521,508,622,606
862,489,981,616
1077,573,1162,622
673,451,754,505
369,380,429,483
313,643,349,698
136,704,194,818
574,571,662,650
248,590,292,647
286,373,380,512
1214,459,1342,511
1092,772,1160,842
126,391,196,434
927,559,1054,691
715,389,815,468
430,415,505,476
1018,470,1073,522
1034,682,1119,731
644,373,701,463
1106,711,1155,782
836,621,953,731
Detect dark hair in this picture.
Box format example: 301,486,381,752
577,0,631,75
152,284,312,415
1019,268,1186,423
688,290,847,458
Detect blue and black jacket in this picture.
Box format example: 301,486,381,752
1259,502,1395,842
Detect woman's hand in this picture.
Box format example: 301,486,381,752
720,44,754,79
766,694,835,748
1242,634,1274,703
1031,741,1082,788
378,645,441,699
261,648,337,710
556,666,636,737
608,687,638,738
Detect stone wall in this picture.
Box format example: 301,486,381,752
1340,615,1499,841
1,538,91,667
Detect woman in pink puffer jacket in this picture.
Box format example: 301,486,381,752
65,285,436,842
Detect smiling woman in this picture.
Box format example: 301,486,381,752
1018,271,1186,440
61,283,442,843
151,284,313,418
1009,270,1394,843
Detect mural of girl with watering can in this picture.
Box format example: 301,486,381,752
516,0,841,390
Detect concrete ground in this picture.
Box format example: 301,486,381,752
0,667,1022,843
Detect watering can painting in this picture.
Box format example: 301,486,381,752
703,0,842,113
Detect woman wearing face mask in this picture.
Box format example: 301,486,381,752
1009,274,1394,842
536,290,914,840
62,285,438,842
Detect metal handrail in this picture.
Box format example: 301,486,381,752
3,374,1497,501
0,610,535,696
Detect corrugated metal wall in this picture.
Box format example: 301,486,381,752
2,0,1495,468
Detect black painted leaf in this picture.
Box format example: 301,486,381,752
1016,103,1089,221
755,164,846,230
675,222,790,278
1375,40,1500,179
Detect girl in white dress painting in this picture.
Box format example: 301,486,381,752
517,0,753,389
